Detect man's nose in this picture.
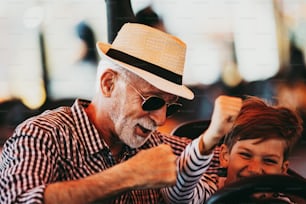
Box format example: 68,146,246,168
149,105,167,126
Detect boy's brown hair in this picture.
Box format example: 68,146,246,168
223,96,303,160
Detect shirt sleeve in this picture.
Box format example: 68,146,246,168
161,137,218,204
0,132,57,204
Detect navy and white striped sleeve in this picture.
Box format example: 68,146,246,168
162,137,218,204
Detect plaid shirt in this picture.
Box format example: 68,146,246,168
0,99,218,204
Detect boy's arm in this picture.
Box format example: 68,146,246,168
162,138,218,203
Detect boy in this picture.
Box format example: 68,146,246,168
209,96,303,203
163,96,303,203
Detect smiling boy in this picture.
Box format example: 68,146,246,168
163,96,303,203
216,96,303,202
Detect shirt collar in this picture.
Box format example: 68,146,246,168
71,99,107,155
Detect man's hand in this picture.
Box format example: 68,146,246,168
123,144,177,189
199,95,242,155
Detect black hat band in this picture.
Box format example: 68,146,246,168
106,48,182,85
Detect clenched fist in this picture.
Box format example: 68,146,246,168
124,144,177,189
199,95,242,155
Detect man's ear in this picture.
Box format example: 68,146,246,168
219,144,230,168
100,69,117,97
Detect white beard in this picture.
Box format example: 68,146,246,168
109,90,155,148
114,115,155,148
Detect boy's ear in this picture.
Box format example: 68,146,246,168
219,144,230,168
282,160,289,174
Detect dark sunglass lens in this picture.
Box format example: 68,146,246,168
142,97,165,111
166,104,182,117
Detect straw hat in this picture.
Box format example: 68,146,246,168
96,23,194,100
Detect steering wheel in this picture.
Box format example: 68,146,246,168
205,174,306,204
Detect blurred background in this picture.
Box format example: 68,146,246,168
1,0,306,173
0,0,305,112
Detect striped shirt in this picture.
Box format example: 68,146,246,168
0,99,218,203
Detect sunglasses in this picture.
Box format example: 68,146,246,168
128,83,182,117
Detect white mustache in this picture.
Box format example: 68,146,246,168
137,118,156,132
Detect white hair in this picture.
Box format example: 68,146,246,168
95,58,126,92
95,58,143,93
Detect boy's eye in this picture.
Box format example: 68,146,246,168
263,158,278,165
239,152,252,159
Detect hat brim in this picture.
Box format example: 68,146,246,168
96,42,194,100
